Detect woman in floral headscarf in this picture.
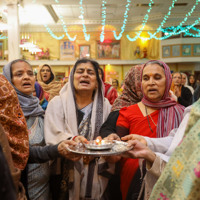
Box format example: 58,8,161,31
99,64,143,138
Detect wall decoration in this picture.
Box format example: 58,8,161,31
172,45,181,57
60,41,75,60
162,46,171,58
55,72,65,81
0,41,3,60
97,41,120,59
182,44,192,56
193,44,200,56
79,45,90,58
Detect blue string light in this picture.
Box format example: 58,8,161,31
150,18,200,40
148,0,200,40
126,0,154,41
37,0,200,41
113,0,131,40
44,24,64,40
100,0,107,42
145,0,178,39
0,34,7,39
43,1,77,41
79,0,90,41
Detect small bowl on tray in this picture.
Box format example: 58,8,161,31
84,140,114,150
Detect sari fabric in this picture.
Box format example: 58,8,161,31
149,98,200,200
0,75,29,170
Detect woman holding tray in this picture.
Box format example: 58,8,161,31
44,58,114,200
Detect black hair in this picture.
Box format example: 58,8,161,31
10,59,32,79
98,67,104,81
188,74,197,89
72,58,102,91
145,60,165,70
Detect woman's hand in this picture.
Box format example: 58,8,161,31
122,140,156,165
73,135,88,144
103,133,121,141
121,134,147,146
58,140,81,161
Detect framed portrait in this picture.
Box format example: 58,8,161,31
182,44,192,56
0,41,3,60
162,46,171,58
193,44,200,56
97,40,120,59
79,45,90,58
60,41,75,60
172,45,181,57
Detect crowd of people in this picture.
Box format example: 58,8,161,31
0,58,200,200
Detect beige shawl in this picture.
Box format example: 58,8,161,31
37,64,62,101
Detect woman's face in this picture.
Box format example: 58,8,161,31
172,73,182,86
11,61,35,95
112,80,118,90
189,75,195,84
181,74,187,85
142,63,166,102
40,66,51,83
73,62,98,93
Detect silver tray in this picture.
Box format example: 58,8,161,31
67,140,132,156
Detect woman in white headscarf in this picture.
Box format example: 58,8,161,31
44,58,114,199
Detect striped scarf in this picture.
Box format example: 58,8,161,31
141,60,185,137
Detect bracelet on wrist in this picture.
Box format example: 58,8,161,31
72,136,77,141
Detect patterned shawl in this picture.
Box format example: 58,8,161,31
149,98,200,200
0,75,29,170
141,60,185,138
37,64,62,101
3,61,44,117
111,64,143,111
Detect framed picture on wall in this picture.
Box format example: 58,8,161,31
0,41,3,60
172,45,181,57
162,46,171,58
182,44,192,56
97,40,120,59
79,45,90,58
193,44,200,56
60,41,75,60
